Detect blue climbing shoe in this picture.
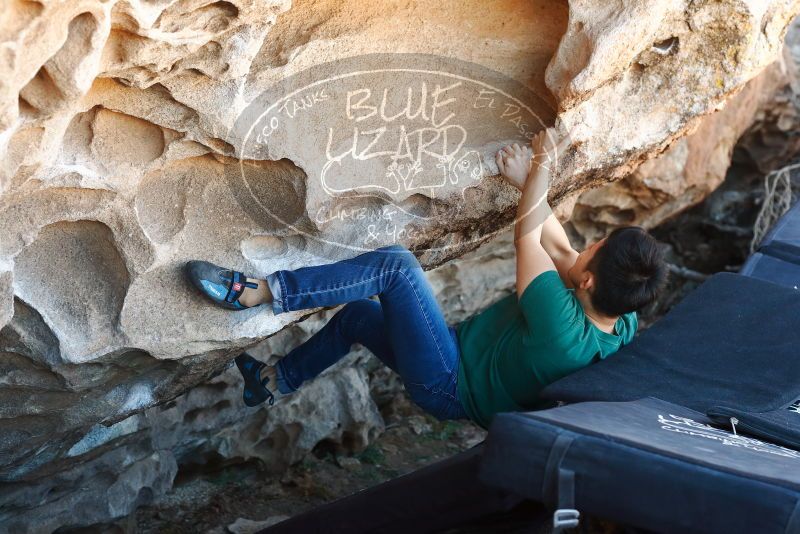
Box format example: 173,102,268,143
185,260,259,310
235,352,275,407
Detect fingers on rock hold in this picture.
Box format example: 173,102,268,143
495,151,505,172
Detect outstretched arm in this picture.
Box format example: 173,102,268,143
496,132,577,291
497,132,564,298
513,165,555,298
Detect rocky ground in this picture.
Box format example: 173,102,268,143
133,388,486,534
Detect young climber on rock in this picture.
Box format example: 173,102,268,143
185,128,668,428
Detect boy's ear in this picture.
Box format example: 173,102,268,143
579,271,595,291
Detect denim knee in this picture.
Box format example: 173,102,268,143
375,244,420,271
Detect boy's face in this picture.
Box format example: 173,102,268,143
568,238,607,290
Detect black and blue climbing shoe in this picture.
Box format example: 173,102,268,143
185,260,259,310
235,353,276,407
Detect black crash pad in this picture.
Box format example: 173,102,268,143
479,398,800,534
258,446,525,534
740,251,800,289
541,273,800,449
750,199,800,269
760,200,800,250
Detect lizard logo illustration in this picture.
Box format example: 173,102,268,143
320,147,484,197
440,149,484,185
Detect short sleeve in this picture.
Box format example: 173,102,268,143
518,270,580,341
617,311,638,344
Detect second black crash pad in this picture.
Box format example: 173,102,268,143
479,398,800,534
759,200,800,251
740,251,800,289
540,273,800,449
745,199,800,282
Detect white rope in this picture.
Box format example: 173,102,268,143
750,162,800,252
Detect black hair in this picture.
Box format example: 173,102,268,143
587,226,668,316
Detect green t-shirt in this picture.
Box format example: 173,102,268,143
455,270,637,429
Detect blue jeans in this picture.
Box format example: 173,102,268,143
265,245,468,421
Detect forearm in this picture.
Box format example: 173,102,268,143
514,168,550,245
514,168,557,298
509,170,576,262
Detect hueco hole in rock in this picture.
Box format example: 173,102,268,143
3,1,800,532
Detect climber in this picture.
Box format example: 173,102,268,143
184,127,668,428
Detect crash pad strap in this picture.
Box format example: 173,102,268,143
542,433,575,508
559,469,576,510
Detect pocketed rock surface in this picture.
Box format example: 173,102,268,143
0,1,799,530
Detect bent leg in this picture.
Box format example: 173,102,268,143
267,246,453,378
269,246,466,419
276,299,397,392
